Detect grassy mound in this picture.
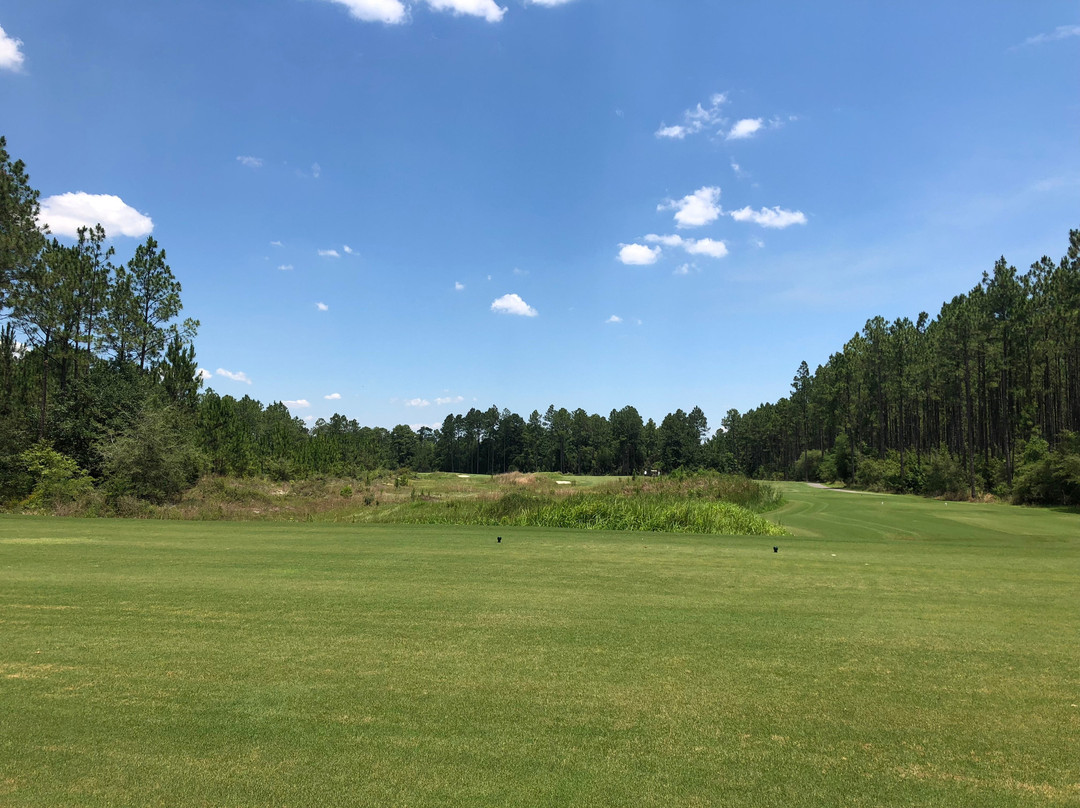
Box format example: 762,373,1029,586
370,474,786,536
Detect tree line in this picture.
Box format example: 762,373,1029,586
1,136,716,506
3,136,1078,507
713,229,1080,504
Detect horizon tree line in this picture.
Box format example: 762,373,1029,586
3,135,1078,506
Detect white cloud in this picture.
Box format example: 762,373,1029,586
318,249,340,258
284,399,311,409
513,267,529,276
278,264,294,271
322,0,409,23
655,125,690,140
528,0,577,5
617,243,661,265
1017,24,1080,47
435,395,465,405
673,263,698,276
454,281,465,291
606,315,622,324
644,234,728,259
216,368,253,385
644,234,683,248
0,24,25,72
316,302,329,311
38,193,153,238
727,118,764,140
197,368,213,381
237,155,263,169
270,240,283,247
730,206,808,229
322,0,509,23
423,0,505,22
311,162,322,179
304,415,315,423
731,160,748,179
683,238,728,258
656,92,728,139
410,422,442,431
406,398,432,407
324,393,342,400
343,245,357,255
659,186,722,228
491,293,538,317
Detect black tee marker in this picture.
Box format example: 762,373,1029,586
773,546,778,553
497,536,502,543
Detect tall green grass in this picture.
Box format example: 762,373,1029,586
369,474,786,536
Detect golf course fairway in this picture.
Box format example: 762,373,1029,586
1,485,1077,806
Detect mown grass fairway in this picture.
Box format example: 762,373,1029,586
1,488,1078,806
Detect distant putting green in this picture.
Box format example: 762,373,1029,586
1,487,1078,806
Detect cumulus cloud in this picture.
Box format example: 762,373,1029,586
270,240,284,247
528,0,577,5
435,395,465,405
311,163,322,179
425,0,505,21
197,368,213,381
318,249,340,258
321,0,409,23
617,243,662,265
278,264,294,271
236,155,263,168
325,0,505,23
655,92,728,139
659,186,722,228
38,193,153,238
727,118,764,140
316,302,329,311
324,393,342,400
0,24,25,71
343,245,357,255
606,315,622,324
217,368,253,385
406,398,432,407
673,263,698,276
683,238,729,258
644,234,728,259
1017,24,1080,47
643,234,683,248
454,281,465,291
730,206,808,228
491,293,538,317
284,399,311,409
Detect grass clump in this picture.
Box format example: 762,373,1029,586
369,474,786,536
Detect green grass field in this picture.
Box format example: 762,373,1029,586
1,485,1078,806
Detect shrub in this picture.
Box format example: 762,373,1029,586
854,453,901,492
922,448,968,498
98,406,206,504
18,442,94,510
1013,431,1080,506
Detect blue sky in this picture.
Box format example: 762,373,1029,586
2,1,1078,430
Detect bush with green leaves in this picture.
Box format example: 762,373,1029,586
97,405,205,504
1013,431,1080,506
18,442,94,510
